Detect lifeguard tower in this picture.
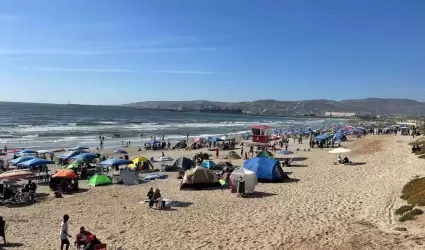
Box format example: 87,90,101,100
250,125,272,144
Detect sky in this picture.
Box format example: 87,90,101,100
0,0,424,105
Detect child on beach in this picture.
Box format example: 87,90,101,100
0,216,6,244
60,214,72,250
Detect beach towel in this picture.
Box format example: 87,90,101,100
142,173,168,181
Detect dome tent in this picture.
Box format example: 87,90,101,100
243,157,287,182
172,157,195,171
256,150,274,158
88,174,112,186
180,166,221,190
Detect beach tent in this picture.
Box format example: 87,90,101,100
210,137,224,142
172,157,195,171
18,158,54,168
243,157,287,182
201,160,217,169
128,157,154,170
180,166,220,190
216,162,233,170
9,156,35,165
225,151,242,160
98,158,132,166
256,150,274,158
230,167,257,193
114,148,128,154
146,140,161,145
18,149,38,155
58,150,87,159
88,174,112,186
66,161,80,169
71,153,97,162
119,169,140,185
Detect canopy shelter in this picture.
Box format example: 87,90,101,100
328,148,351,154
209,137,224,142
201,160,217,169
127,157,154,170
114,148,128,154
18,158,54,168
88,174,112,186
146,140,161,145
171,157,195,171
243,157,287,182
71,153,97,162
98,158,132,167
37,149,52,154
58,150,87,159
68,146,89,151
9,156,35,166
54,170,78,179
256,150,274,158
0,169,34,180
230,167,257,193
180,166,221,190
18,149,38,154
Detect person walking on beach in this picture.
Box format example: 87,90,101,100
60,214,72,250
0,216,6,244
3,145,7,154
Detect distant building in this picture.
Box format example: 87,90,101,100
324,112,356,117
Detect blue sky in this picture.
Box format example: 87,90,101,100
0,0,424,105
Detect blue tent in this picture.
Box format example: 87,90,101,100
146,140,161,145
19,149,38,154
209,137,224,142
18,158,54,168
243,157,286,182
201,160,217,169
333,133,343,142
58,150,87,159
9,156,35,165
98,158,132,166
71,153,97,161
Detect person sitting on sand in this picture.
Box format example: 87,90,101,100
337,156,342,164
149,188,162,208
0,216,6,244
147,188,154,201
76,226,93,249
343,156,350,164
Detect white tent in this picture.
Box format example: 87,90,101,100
230,167,257,193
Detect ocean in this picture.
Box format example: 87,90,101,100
0,102,345,149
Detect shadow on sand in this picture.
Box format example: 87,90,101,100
348,162,367,166
2,242,24,248
244,191,277,198
284,178,300,183
292,157,308,161
170,201,193,208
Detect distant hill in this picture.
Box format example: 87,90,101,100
124,98,425,116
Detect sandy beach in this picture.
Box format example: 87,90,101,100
2,134,425,249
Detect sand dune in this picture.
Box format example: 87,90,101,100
2,135,425,249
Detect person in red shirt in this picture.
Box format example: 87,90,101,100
75,227,94,249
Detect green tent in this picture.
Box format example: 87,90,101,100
66,161,79,169
88,174,112,186
257,151,274,158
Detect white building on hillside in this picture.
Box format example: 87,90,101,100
324,112,356,117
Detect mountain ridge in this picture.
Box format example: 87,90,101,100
124,98,425,116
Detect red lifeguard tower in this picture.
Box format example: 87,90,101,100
250,124,272,144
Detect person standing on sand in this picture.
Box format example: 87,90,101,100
60,214,72,250
0,216,6,244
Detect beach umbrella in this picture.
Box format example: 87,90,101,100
71,153,97,161
18,158,55,168
328,148,351,154
54,170,78,179
0,169,34,180
201,160,217,169
114,148,128,154
98,158,132,167
9,156,35,165
193,137,201,143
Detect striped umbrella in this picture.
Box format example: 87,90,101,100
0,169,35,180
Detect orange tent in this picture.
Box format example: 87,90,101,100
54,170,78,179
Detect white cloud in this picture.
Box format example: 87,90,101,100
155,70,216,75
26,67,136,73
0,47,215,56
